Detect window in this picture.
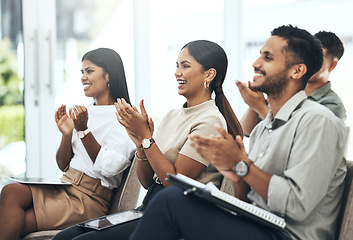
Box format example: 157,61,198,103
0,0,24,187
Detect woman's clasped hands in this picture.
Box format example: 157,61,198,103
55,104,89,136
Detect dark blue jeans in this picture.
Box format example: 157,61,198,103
130,186,293,240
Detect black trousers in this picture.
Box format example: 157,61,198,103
130,186,293,240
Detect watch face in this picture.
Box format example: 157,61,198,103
141,139,150,148
78,129,90,139
78,131,84,138
235,161,249,177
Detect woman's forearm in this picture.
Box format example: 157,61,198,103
80,132,101,163
143,144,178,186
56,134,73,171
135,143,177,187
135,148,155,188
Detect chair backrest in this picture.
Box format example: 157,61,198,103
336,160,353,240
344,125,350,158
220,176,234,195
109,158,141,213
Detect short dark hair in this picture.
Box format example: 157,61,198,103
315,31,344,60
271,25,323,86
82,48,131,104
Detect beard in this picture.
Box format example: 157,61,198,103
252,69,288,97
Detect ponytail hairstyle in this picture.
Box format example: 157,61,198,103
182,40,243,139
82,48,131,104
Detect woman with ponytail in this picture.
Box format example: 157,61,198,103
184,40,243,139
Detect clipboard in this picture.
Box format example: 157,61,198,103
166,173,286,232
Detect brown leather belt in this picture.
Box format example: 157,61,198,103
62,166,112,201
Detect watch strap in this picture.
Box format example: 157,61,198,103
242,158,253,168
78,128,91,139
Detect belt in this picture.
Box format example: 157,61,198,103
63,166,112,201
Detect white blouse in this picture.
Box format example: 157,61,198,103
69,103,135,189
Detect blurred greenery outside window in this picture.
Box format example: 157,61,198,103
0,38,24,148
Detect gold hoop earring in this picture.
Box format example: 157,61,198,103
204,81,209,89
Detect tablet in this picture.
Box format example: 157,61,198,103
78,210,143,230
5,177,72,185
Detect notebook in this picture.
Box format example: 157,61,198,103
78,210,143,230
166,173,286,232
5,177,72,185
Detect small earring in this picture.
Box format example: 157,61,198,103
107,82,110,87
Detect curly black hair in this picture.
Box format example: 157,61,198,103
271,25,323,86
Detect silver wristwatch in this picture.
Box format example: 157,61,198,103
141,138,155,149
234,159,253,177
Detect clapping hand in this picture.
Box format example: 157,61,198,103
69,105,88,131
115,98,154,147
236,80,267,112
189,125,248,182
55,105,74,136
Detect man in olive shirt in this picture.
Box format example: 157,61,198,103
238,31,346,136
306,31,346,121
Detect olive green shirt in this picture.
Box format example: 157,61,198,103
308,81,347,121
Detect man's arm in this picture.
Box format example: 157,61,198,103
240,108,261,137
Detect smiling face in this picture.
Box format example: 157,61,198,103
175,47,211,106
251,36,291,97
81,60,111,105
